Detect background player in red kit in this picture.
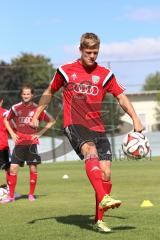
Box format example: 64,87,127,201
3,84,55,203
31,33,144,232
0,98,10,189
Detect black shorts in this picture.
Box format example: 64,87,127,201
11,144,41,167
0,149,10,170
64,125,112,161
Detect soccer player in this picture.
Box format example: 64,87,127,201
0,98,10,190
3,84,55,203
31,33,144,232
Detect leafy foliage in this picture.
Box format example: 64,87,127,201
154,93,160,130
143,71,160,91
0,53,56,108
143,72,160,130
11,53,55,89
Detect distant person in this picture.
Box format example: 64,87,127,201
3,84,55,203
0,98,10,192
31,33,144,232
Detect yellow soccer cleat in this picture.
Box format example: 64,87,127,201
99,195,122,210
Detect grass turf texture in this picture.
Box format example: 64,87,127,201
0,158,160,240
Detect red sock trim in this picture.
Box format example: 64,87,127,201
29,171,38,195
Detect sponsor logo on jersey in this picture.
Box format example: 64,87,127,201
19,116,32,124
74,83,99,95
92,75,100,84
66,82,99,96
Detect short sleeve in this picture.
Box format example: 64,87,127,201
103,73,125,97
50,69,65,93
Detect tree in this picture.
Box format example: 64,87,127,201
0,61,19,108
0,53,56,108
143,71,160,91
154,93,160,130
11,53,55,89
143,72,160,130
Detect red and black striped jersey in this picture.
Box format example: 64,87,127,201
0,106,8,150
6,101,52,145
50,59,125,132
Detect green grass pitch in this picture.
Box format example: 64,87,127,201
0,158,160,240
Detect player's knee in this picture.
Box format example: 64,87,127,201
81,142,98,159
102,169,111,181
10,165,18,174
85,153,98,160
29,165,37,173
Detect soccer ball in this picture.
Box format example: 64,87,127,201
122,132,150,159
0,187,8,201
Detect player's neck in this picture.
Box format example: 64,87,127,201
78,59,97,72
22,100,32,106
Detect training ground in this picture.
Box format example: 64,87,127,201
0,158,160,240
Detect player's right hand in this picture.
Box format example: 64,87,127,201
133,118,145,133
30,119,39,128
11,133,19,143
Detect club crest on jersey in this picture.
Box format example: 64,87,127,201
29,111,34,117
92,75,100,84
71,73,77,81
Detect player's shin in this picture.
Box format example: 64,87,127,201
102,180,112,195
95,180,112,222
29,171,38,195
85,157,106,202
95,193,104,223
8,173,17,199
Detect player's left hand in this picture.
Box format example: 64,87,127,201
30,119,39,128
31,133,40,140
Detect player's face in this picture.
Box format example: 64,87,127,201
80,47,99,68
21,88,33,103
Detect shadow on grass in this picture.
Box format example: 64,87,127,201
15,194,47,201
28,214,136,233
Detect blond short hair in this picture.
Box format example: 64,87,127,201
80,32,100,50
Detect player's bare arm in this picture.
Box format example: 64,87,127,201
116,93,144,132
31,85,53,128
32,117,56,140
4,118,19,143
